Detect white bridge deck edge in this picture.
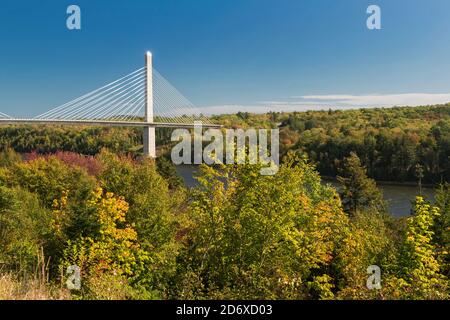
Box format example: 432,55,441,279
0,118,221,129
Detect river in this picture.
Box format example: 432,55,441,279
175,165,436,218
327,180,435,217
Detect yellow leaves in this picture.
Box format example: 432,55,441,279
87,187,134,242
400,196,448,298
50,190,70,236
297,194,310,208
308,274,335,300
52,190,69,210
62,187,149,282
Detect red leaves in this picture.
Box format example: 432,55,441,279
25,151,103,176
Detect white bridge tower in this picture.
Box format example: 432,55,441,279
143,51,156,158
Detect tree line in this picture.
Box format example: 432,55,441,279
212,104,450,184
3,104,450,185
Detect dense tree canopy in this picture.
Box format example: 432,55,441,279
213,104,450,184
1,104,450,300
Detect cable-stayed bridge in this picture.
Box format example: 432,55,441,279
0,52,220,157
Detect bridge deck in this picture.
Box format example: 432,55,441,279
0,119,221,129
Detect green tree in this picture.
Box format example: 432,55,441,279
399,197,448,299
337,152,383,215
60,187,152,299
0,148,22,167
434,183,450,278
96,150,185,296
156,156,184,189
6,157,96,208
0,185,52,275
415,163,424,196
175,153,349,299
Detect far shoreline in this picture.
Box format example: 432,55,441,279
320,175,435,189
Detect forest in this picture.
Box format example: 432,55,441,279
215,104,450,184
0,104,449,299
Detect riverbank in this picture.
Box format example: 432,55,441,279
320,175,434,189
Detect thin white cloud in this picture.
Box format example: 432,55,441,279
197,93,450,115
298,93,450,107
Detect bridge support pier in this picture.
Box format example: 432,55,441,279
143,125,156,158
144,51,156,158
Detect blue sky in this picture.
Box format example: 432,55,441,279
1,0,450,116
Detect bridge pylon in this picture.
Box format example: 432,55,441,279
143,51,156,158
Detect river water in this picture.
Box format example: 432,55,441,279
175,165,436,218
